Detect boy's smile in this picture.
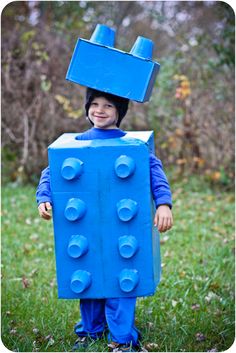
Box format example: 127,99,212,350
88,96,119,129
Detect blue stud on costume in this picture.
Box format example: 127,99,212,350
66,24,160,102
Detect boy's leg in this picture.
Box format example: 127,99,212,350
105,297,140,346
74,299,107,339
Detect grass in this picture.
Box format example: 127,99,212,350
1,176,235,352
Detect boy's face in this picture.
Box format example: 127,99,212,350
88,96,119,129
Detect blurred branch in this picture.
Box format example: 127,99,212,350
21,112,29,168
1,121,21,144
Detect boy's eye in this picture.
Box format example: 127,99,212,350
90,102,114,109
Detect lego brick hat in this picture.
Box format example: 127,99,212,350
85,88,129,127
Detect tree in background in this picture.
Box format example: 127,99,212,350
1,1,234,188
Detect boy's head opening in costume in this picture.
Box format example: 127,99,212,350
85,88,129,127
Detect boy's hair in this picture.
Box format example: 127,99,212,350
85,88,129,127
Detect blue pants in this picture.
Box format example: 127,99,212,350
74,298,140,344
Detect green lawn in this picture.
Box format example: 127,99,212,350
1,177,235,352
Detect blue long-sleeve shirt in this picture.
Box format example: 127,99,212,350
36,128,172,209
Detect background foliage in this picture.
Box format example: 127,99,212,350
1,1,235,187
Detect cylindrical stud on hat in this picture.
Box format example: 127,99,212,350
90,24,115,47
116,199,138,222
61,158,84,180
130,36,154,60
119,269,139,292
70,270,92,294
114,155,135,179
64,198,86,221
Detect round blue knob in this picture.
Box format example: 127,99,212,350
64,198,86,221
114,155,135,179
70,270,91,294
90,24,115,47
119,269,139,293
130,36,154,60
116,199,138,222
118,236,138,258
61,158,83,180
67,235,88,258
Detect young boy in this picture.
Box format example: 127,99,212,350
36,88,173,352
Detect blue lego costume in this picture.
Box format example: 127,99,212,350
36,128,172,345
36,25,172,348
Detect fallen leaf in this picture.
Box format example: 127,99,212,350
30,234,39,241
50,279,56,287
205,291,221,303
160,235,169,244
147,322,154,329
196,332,206,342
45,334,53,341
45,335,55,347
30,269,39,277
172,300,178,307
37,243,44,250
191,303,200,310
145,343,159,350
48,337,55,346
25,218,32,225
207,348,218,352
33,340,39,352
179,271,186,278
23,243,32,254
209,282,220,290
9,329,17,335
22,276,30,288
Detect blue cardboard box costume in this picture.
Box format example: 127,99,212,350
39,25,169,301
48,131,161,299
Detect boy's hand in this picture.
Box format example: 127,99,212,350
38,202,52,220
154,205,173,233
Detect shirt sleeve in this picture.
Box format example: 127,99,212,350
36,166,52,206
149,153,172,209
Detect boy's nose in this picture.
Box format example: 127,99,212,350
95,105,104,113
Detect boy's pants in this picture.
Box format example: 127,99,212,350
74,298,140,345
